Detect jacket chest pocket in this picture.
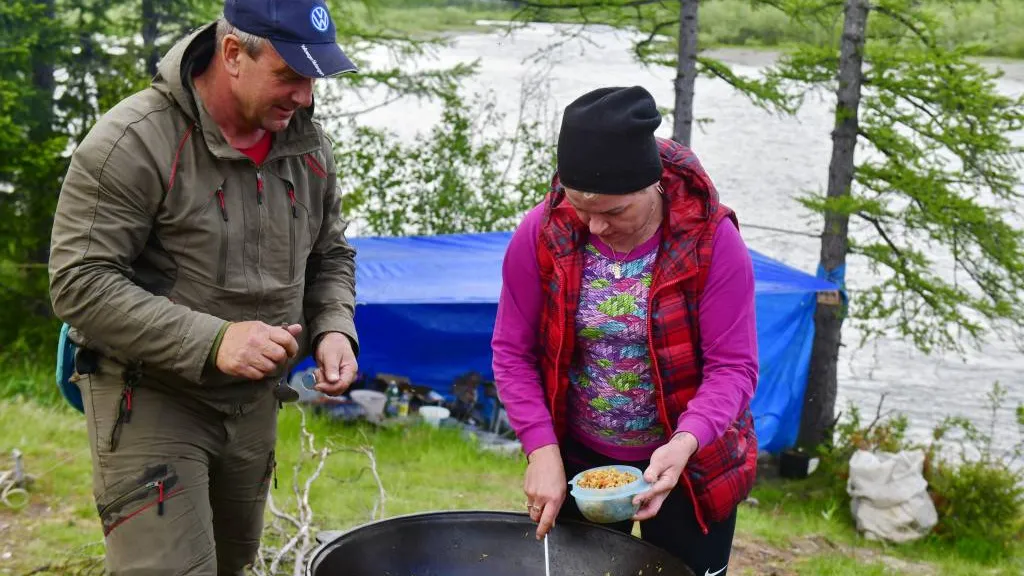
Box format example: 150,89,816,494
266,178,316,285
205,182,232,289
285,181,306,283
169,180,235,290
214,185,229,286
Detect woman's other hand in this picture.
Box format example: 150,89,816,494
524,444,567,540
633,432,699,521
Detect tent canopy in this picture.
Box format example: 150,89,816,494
341,230,835,453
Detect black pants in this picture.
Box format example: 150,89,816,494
558,437,737,576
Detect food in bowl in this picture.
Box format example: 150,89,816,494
576,468,638,489
568,465,650,524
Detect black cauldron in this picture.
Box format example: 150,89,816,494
308,510,695,576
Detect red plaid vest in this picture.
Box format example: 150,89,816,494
536,138,758,529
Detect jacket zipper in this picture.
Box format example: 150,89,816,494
551,258,568,429
216,186,228,287
287,184,297,281
255,168,264,205
645,269,708,535
254,166,266,311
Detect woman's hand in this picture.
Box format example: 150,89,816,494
632,432,700,521
524,444,567,540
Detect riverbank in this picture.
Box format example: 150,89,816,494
372,0,1024,60
1,399,1020,575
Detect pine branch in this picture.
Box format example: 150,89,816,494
857,213,905,262
633,18,678,61
509,0,663,9
869,4,933,48
696,56,799,115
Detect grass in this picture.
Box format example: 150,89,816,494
743,475,1024,575
270,404,525,528
2,394,1022,576
0,399,525,574
0,401,99,574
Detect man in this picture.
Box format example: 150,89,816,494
48,0,359,573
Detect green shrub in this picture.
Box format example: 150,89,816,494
334,86,555,237
923,383,1024,560
815,394,914,502
817,384,1023,559
927,458,1023,561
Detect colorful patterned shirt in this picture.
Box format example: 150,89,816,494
568,233,664,460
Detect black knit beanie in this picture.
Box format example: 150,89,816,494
557,86,663,195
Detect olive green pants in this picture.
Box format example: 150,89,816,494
79,356,278,575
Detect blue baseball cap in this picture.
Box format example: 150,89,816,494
223,0,357,78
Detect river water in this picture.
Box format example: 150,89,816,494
328,22,1024,456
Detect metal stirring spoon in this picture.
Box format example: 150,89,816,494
544,533,550,576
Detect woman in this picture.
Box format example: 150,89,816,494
491,85,759,576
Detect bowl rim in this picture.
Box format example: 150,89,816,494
568,464,650,500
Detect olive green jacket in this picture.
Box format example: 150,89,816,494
48,23,358,410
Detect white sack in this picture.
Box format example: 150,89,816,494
847,449,938,543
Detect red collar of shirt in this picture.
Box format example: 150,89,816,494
237,130,272,165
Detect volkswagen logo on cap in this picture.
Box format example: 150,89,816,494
227,0,356,78
310,5,330,32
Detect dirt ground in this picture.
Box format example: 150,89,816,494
729,532,938,576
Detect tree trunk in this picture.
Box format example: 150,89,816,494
142,0,160,78
798,0,870,450
671,0,699,146
28,0,58,272
29,0,56,141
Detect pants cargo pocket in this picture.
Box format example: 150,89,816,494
98,464,181,536
98,463,214,574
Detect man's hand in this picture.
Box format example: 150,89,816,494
216,321,302,380
632,432,699,521
524,444,567,540
313,332,358,396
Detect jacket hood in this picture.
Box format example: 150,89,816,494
152,23,215,124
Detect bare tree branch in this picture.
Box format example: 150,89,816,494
250,406,390,576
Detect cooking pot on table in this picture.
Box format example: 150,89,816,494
308,510,695,576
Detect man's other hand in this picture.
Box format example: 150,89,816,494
312,332,358,396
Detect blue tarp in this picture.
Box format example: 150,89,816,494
335,231,835,454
